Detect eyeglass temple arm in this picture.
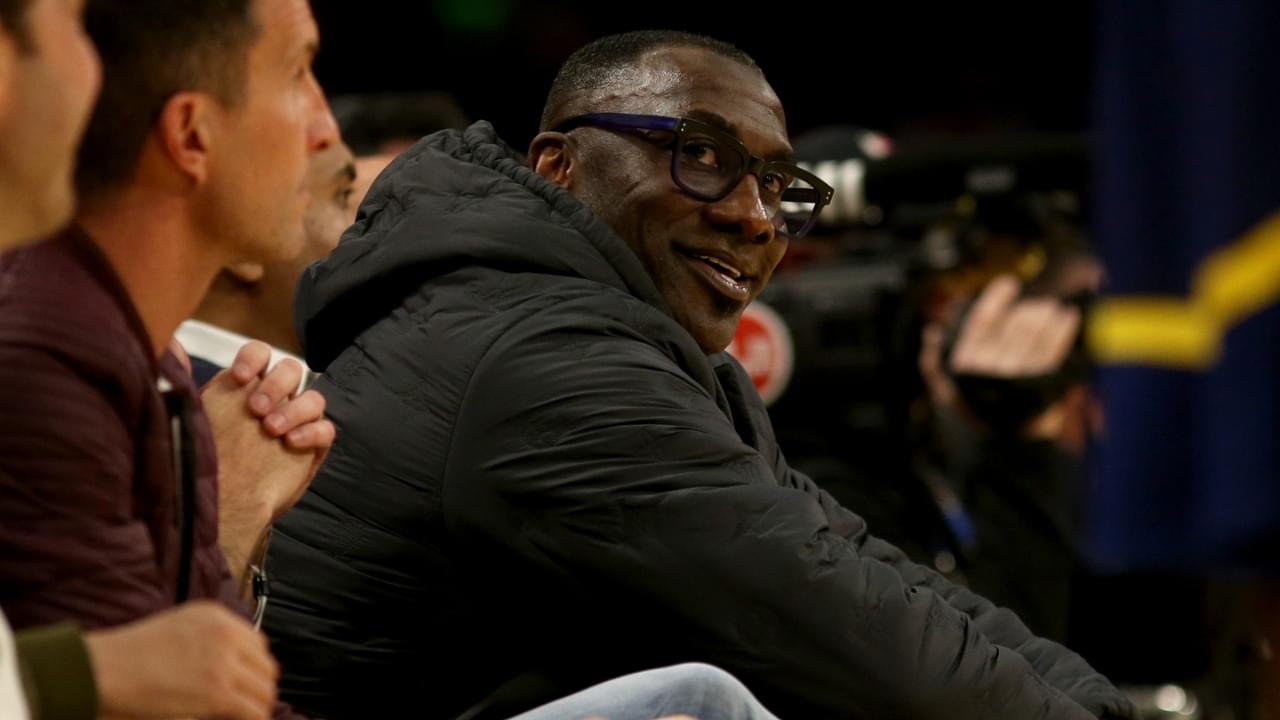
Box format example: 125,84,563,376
554,113,679,134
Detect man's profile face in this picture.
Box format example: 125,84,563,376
347,152,396,225
567,46,792,354
302,140,356,253
0,0,99,249
247,140,355,354
210,0,337,265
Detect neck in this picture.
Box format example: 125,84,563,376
77,188,227,359
194,288,301,356
0,187,45,252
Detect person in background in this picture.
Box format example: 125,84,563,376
351,151,397,214
177,140,357,386
332,90,468,156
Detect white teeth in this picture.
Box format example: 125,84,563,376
696,254,743,280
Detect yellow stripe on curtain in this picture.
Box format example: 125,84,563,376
1089,211,1280,369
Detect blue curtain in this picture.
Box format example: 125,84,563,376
1087,0,1280,573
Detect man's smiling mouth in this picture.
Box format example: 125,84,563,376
677,247,753,302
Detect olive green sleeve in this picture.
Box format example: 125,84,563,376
14,624,97,720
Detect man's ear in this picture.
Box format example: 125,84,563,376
153,91,217,186
528,132,574,189
225,261,264,283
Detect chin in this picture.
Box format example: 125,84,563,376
693,325,737,355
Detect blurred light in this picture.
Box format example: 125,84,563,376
433,0,514,33
922,226,960,270
1154,685,1187,713
933,551,957,574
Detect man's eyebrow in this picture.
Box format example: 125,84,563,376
337,161,356,185
687,109,794,162
687,110,738,136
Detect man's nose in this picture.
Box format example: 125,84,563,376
703,175,776,244
306,75,340,153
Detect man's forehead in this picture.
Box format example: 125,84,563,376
588,46,789,147
255,0,319,57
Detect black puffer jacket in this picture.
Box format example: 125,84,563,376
265,122,1136,720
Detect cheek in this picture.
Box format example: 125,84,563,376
306,205,348,251
42,13,99,113
252,82,310,155
326,210,351,246
245,105,309,201
271,100,307,151
763,239,789,278
71,29,101,104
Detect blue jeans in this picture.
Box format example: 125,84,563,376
508,663,779,720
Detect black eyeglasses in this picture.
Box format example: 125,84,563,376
554,113,833,238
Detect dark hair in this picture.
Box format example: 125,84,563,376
331,92,469,155
74,0,261,198
540,30,758,131
0,0,32,51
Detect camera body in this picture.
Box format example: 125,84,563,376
758,132,1093,435
733,132,1095,568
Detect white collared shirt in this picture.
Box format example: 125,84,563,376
0,611,29,720
174,319,315,396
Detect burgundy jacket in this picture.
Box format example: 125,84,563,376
0,228,237,629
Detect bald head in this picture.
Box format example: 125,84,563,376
539,30,760,132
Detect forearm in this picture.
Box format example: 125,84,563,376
782,463,1130,716
465,481,1096,719
0,491,171,630
217,505,272,595
0,354,170,629
859,532,1132,717
459,338,1108,718
787,459,1063,658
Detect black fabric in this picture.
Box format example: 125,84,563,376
265,122,1136,720
188,355,221,388
962,438,1083,642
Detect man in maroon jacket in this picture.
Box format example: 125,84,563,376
0,0,337,715
0,1,302,719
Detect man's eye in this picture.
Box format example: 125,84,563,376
680,140,720,168
760,172,789,196
336,187,355,210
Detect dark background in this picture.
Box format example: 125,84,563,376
309,1,1094,148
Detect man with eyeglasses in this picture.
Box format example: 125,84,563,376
264,30,1135,720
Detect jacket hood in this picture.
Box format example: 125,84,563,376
294,121,670,370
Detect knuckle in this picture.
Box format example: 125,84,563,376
241,342,270,364
278,358,303,376
204,662,233,695
313,425,334,444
